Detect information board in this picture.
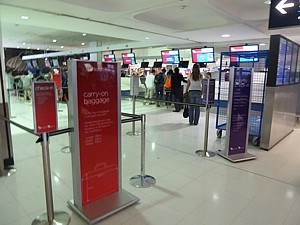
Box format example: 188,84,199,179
202,79,215,105
227,68,252,156
32,82,57,133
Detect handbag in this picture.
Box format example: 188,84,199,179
183,105,189,118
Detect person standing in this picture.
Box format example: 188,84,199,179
143,69,156,105
164,69,173,108
171,67,187,112
186,64,203,125
154,68,165,107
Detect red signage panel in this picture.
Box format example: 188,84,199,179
76,61,119,205
32,82,57,133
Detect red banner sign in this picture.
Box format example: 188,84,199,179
75,61,119,205
32,82,57,133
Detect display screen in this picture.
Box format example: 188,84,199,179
104,54,116,62
229,45,259,52
191,47,214,63
283,41,293,84
161,50,180,64
122,53,136,65
52,59,59,67
229,45,259,62
178,61,189,68
290,44,299,83
153,61,163,68
276,38,287,85
140,62,149,68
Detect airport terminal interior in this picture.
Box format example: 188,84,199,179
1,0,300,225
0,93,299,225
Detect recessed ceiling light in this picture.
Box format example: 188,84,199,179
264,0,271,4
17,46,20,49
82,33,87,36
81,42,85,46
21,16,29,20
145,37,150,40
27,47,30,49
53,39,57,43
22,42,26,45
61,46,64,48
222,34,231,38
47,48,49,51
37,48,40,50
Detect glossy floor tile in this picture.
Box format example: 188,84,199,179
0,96,300,225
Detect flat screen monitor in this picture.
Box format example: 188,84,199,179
191,47,215,63
52,58,59,67
229,44,259,52
161,49,180,64
104,54,116,62
178,60,189,68
122,53,136,65
141,62,149,68
229,44,259,62
153,61,163,68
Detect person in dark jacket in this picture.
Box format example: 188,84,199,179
171,67,187,112
154,68,166,107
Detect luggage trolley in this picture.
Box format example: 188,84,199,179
215,50,269,146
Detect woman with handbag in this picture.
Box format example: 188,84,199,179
185,63,203,125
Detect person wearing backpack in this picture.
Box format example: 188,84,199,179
164,69,173,108
154,68,166,107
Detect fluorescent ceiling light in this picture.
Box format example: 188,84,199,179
259,43,266,46
27,47,30,49
222,34,231,38
81,42,85,46
21,16,29,20
37,48,40,50
82,33,87,36
61,46,64,48
22,42,26,45
145,37,150,40
17,46,20,49
53,39,57,43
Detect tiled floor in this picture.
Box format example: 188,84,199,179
1,96,300,225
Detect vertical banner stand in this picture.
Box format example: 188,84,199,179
218,68,256,162
130,114,156,188
126,95,140,136
127,75,140,136
195,78,216,157
67,61,139,224
32,133,70,225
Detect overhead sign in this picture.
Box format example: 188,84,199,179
269,0,300,29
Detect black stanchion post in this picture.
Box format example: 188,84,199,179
130,114,156,188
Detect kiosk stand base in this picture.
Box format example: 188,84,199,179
68,189,139,225
130,175,156,188
218,150,256,162
32,211,70,225
195,150,216,158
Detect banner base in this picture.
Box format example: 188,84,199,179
217,150,256,163
68,189,139,225
32,211,70,225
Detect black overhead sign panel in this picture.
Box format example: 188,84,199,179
269,0,300,29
